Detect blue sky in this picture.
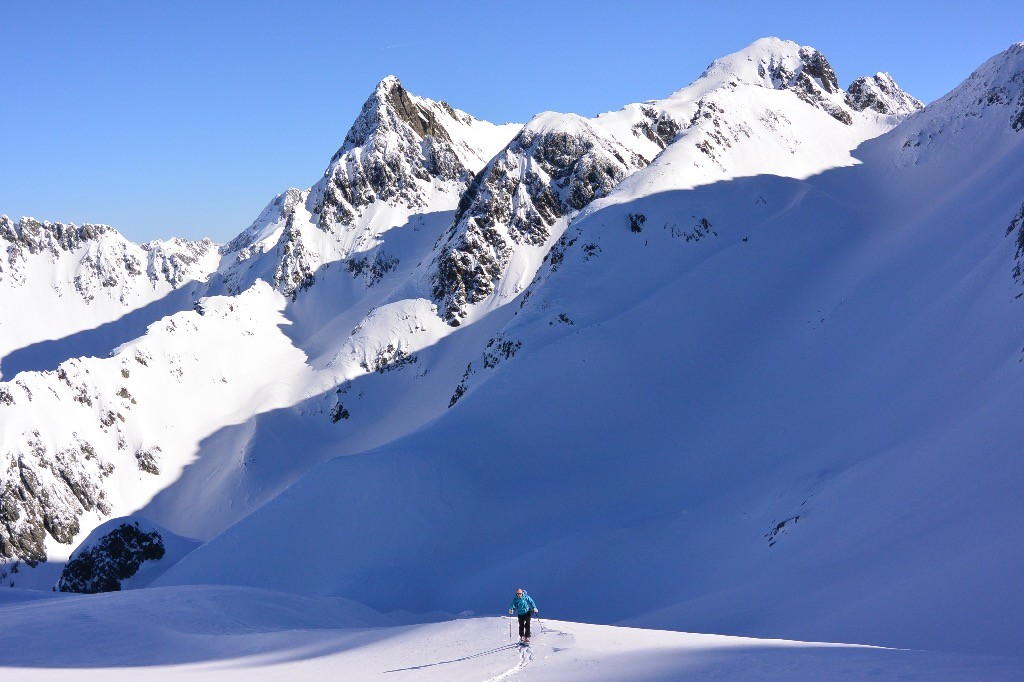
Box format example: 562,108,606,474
2,0,1021,243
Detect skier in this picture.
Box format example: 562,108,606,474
508,588,538,644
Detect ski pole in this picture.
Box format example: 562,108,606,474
509,614,512,642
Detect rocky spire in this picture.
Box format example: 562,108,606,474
311,77,474,232
846,73,923,116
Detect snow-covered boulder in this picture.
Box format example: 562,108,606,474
57,516,199,593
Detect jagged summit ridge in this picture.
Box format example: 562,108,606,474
312,75,511,230
885,42,1024,164
688,37,921,128
428,37,927,327
312,76,472,229
336,75,468,153
217,77,520,298
698,38,832,87
432,111,647,325
694,37,851,123
846,72,924,116
0,215,218,294
952,41,1024,131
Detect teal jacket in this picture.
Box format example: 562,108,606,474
510,593,537,615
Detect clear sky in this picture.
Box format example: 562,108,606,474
2,0,1021,243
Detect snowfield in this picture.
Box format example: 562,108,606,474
3,37,1024,680
0,586,1020,680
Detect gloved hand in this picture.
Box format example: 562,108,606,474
509,609,514,615
533,608,538,614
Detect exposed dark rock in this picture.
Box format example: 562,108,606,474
141,237,217,287
346,251,400,287
0,216,117,255
433,117,646,324
1008,201,1024,283
0,215,215,294
1013,96,1024,132
765,515,800,547
483,336,522,369
799,48,839,93
666,217,716,242
135,447,161,475
273,212,316,299
361,343,418,374
846,73,924,115
222,77,484,301
57,522,165,593
688,97,756,164
433,226,508,326
754,47,853,124
0,434,112,564
632,106,682,149
449,363,474,407
313,77,473,232
547,233,578,272
330,401,350,423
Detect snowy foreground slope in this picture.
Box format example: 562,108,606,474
1,587,1020,680
2,38,1024,677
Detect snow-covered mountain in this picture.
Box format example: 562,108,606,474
432,112,649,325
0,216,218,379
433,37,919,326
215,76,519,299
2,37,1022,665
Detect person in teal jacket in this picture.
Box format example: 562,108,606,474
508,588,538,643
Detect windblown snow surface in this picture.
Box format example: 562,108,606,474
1,587,1020,680
2,38,1024,679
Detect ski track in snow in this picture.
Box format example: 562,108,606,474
481,645,530,682
0,587,1020,681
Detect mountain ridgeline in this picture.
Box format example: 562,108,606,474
2,37,1024,657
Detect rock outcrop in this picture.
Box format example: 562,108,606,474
433,114,647,324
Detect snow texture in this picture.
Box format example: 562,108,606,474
0,587,1019,680
1,37,1023,678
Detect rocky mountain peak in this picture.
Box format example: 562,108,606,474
846,72,924,116
958,42,1024,131
890,42,1024,160
1,215,116,255
0,216,219,294
699,38,853,124
336,75,459,155
701,38,832,90
432,112,647,325
216,76,520,301
310,77,479,233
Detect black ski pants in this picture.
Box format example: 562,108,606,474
517,611,532,638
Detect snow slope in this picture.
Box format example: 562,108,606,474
0,216,219,379
153,42,1024,657
0,281,313,572
2,38,915,576
4,37,1021,673
0,78,522,574
0,586,1018,680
